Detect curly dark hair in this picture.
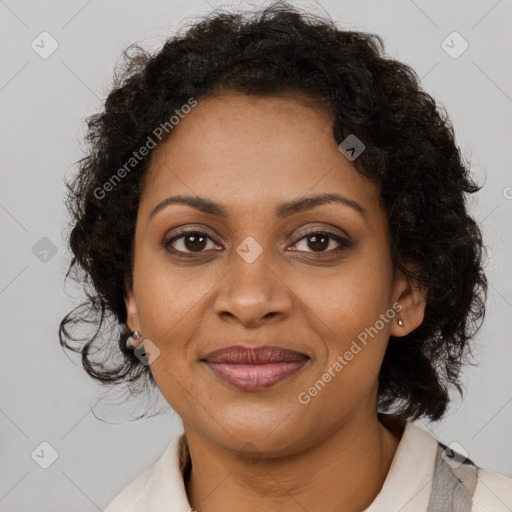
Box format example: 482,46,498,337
59,0,487,423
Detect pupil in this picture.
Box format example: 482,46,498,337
308,234,328,252
185,234,207,252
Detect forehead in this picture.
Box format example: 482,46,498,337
140,92,379,216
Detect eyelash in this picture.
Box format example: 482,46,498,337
163,228,352,258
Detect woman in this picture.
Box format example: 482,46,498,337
59,2,512,511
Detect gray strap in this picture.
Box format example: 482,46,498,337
427,442,478,512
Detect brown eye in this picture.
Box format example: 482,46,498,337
291,230,352,255
164,230,217,254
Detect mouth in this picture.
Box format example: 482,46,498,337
201,345,310,391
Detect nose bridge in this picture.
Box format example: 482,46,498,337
212,235,291,324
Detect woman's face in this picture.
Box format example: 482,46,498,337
125,91,425,455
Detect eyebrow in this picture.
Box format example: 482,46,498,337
148,192,366,222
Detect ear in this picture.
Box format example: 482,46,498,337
124,276,141,333
390,265,428,338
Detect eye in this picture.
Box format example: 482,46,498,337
290,230,352,255
164,229,220,256
163,228,352,258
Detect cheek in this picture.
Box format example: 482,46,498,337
297,252,394,377
132,251,214,407
134,251,215,341
297,254,392,332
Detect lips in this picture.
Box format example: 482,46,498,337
202,345,309,391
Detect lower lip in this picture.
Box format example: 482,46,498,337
204,361,308,391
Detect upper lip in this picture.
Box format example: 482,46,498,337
202,345,309,364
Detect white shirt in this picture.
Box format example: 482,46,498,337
104,421,512,511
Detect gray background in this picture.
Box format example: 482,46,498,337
1,0,511,510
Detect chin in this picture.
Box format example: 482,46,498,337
204,409,312,456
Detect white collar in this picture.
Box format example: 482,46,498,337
105,420,439,512
363,420,438,511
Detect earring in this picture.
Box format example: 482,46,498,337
126,330,143,350
397,319,404,327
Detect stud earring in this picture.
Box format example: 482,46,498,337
397,319,404,327
126,330,143,350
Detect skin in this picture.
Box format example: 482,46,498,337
124,90,427,512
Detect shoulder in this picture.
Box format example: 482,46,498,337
103,433,190,512
436,437,512,511
472,466,512,511
104,467,153,512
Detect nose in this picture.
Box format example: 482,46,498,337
212,247,293,328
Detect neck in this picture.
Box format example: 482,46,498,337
185,413,404,512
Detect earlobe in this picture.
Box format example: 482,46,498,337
390,268,428,338
124,277,140,333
